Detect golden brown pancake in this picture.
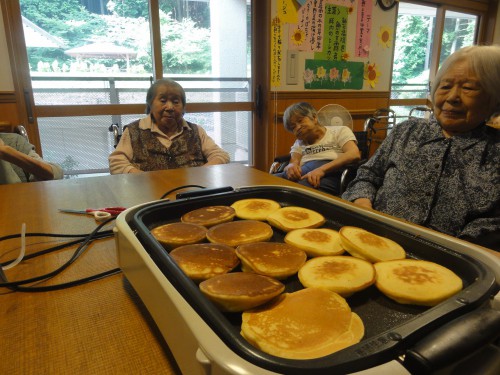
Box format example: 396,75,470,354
199,272,285,312
339,226,406,263
181,205,236,227
266,206,325,232
298,256,375,297
374,259,463,306
236,242,307,280
169,243,239,282
241,288,364,359
231,198,281,220
206,220,274,247
284,228,344,257
151,222,207,248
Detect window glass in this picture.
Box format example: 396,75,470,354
19,0,253,176
21,0,153,106
391,3,436,100
438,10,477,67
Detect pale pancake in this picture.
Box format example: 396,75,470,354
236,242,307,280
339,226,406,263
151,222,207,248
231,198,281,220
206,220,274,247
285,228,344,257
169,243,239,282
181,205,235,227
266,206,325,232
298,256,375,297
374,259,463,306
199,272,285,312
241,288,364,359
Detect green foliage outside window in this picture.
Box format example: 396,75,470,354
20,0,212,74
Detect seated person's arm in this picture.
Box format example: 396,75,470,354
301,140,360,188
198,127,230,165
283,152,302,181
0,137,61,181
108,128,143,174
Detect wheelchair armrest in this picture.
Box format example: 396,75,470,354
270,154,291,174
339,159,366,194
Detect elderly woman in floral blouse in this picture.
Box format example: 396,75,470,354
342,45,500,250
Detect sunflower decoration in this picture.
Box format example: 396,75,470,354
364,62,381,88
341,52,350,61
291,28,305,46
378,26,393,48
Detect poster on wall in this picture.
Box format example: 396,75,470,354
271,0,397,91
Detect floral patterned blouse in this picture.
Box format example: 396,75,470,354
342,116,500,250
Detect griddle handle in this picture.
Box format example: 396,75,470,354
404,303,500,374
176,186,234,199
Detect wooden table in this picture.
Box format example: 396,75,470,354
0,164,305,375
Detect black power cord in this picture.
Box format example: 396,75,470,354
0,216,120,292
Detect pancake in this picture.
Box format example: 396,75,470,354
206,220,274,247
374,259,463,306
231,198,281,220
199,272,285,312
236,242,307,280
339,226,406,263
284,228,344,257
169,243,239,282
266,206,325,232
181,205,236,227
298,256,375,297
241,287,364,359
150,222,207,248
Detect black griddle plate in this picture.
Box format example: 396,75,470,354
126,186,497,375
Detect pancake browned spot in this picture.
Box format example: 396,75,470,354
285,228,344,257
236,242,307,279
241,288,364,359
339,226,406,262
169,243,239,282
374,259,463,306
199,272,285,312
151,222,207,248
181,205,236,227
206,220,274,247
231,198,281,220
266,206,325,232
298,256,375,297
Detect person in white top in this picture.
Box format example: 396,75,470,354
274,102,361,195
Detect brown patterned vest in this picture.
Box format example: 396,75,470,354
128,120,206,171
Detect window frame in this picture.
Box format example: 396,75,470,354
1,0,261,166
